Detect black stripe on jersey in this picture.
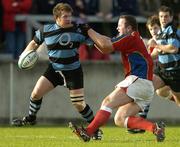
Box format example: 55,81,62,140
33,27,44,45
158,59,180,68
47,41,80,50
49,54,79,64
33,36,44,45
43,27,78,38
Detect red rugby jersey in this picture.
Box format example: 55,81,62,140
112,32,153,80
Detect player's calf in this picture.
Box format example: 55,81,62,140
127,105,150,134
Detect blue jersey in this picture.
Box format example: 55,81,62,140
156,24,180,70
33,23,91,71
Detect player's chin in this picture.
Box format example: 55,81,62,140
65,21,72,25
62,22,72,28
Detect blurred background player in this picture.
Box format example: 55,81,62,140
12,3,102,140
152,6,180,106
146,15,173,100
2,0,32,59
69,15,165,142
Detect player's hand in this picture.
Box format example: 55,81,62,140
78,23,91,35
148,39,157,47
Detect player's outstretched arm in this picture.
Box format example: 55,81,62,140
87,29,114,54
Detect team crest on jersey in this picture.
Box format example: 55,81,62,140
59,33,73,47
77,27,82,33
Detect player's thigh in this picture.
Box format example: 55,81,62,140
114,102,141,125
153,74,165,90
63,66,84,90
31,76,55,98
101,87,133,109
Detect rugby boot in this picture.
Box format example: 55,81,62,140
12,115,36,126
92,129,103,140
153,121,165,142
69,122,90,142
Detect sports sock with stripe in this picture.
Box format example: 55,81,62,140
28,97,42,118
79,104,94,123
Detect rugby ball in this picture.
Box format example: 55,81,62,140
18,50,39,70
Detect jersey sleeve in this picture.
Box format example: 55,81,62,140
111,34,129,53
167,27,180,48
33,26,44,45
84,38,94,47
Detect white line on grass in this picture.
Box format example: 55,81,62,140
3,135,57,139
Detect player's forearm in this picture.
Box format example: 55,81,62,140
24,40,39,53
151,48,159,59
155,44,178,53
87,29,113,54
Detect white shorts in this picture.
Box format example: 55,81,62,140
116,75,154,111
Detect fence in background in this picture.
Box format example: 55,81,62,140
0,61,180,125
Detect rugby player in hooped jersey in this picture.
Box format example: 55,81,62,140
152,6,180,106
12,3,102,140
69,15,165,142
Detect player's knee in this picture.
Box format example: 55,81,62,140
114,115,124,127
114,112,127,127
31,90,41,100
114,110,128,127
156,90,163,97
156,88,170,98
101,96,111,106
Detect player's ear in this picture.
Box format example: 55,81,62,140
127,26,132,32
54,15,58,20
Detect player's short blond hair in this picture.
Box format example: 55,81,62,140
53,3,73,17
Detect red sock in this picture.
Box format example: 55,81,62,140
86,110,111,136
127,116,155,132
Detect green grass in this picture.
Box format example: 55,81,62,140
0,125,179,147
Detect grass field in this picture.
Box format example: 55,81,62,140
0,125,179,147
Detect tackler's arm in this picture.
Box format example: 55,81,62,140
87,29,114,54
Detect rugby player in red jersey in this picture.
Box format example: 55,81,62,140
69,15,165,142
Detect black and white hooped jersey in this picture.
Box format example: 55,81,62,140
33,23,91,71
156,24,180,70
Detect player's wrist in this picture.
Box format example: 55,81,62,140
79,23,91,35
83,23,91,32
